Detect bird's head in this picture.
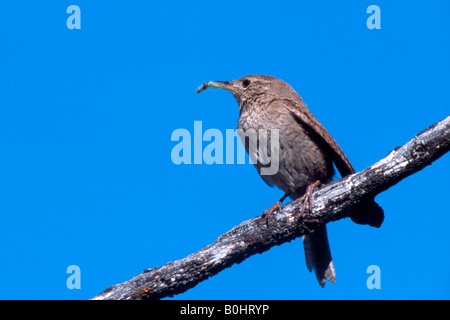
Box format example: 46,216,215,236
197,75,296,112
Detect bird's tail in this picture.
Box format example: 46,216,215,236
303,224,335,287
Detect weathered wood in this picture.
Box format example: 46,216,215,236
93,116,450,300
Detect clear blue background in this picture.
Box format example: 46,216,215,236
0,1,449,299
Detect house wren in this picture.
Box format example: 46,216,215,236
197,75,384,287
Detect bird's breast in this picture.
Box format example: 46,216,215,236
237,106,334,196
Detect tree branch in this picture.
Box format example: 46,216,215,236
93,116,450,300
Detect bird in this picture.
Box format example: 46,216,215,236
197,75,384,287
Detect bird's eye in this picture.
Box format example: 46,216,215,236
242,79,251,88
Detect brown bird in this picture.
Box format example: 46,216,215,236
197,75,383,287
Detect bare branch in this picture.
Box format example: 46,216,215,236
93,116,450,300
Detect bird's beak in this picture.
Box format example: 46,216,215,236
196,81,239,94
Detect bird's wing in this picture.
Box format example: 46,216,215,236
280,98,355,177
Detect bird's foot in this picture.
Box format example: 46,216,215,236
261,193,289,217
294,180,321,232
262,201,281,217
295,180,321,215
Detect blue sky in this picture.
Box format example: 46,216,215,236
0,1,449,299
